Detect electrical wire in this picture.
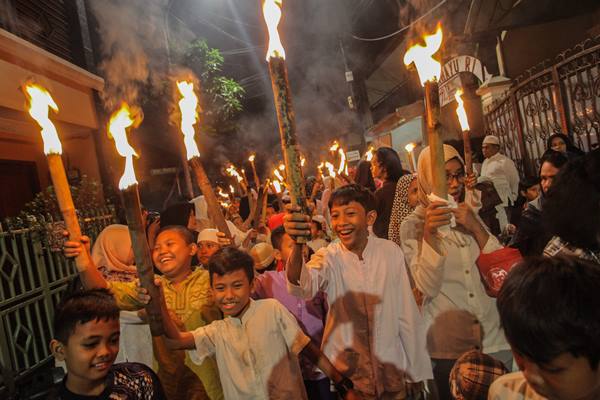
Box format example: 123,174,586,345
350,0,449,42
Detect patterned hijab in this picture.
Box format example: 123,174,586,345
388,174,417,247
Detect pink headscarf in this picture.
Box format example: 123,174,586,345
91,224,136,273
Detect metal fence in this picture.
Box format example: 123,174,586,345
484,35,600,176
0,207,116,399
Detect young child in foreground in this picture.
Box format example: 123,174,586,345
147,246,359,400
488,256,600,400
63,225,223,400
284,184,433,399
49,288,165,399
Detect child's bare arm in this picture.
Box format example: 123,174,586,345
283,204,311,285
300,341,359,399
62,233,108,289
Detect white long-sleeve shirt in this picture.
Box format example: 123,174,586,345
287,237,433,397
400,209,510,358
480,152,520,205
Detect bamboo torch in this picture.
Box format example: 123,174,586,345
455,89,472,175
176,81,232,239
249,154,260,189
23,84,86,267
404,25,446,198
107,104,164,336
263,0,309,242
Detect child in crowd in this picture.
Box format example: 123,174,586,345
308,215,330,253
49,289,165,399
284,184,433,399
249,242,277,274
252,226,332,399
197,228,228,268
448,350,508,400
489,256,600,400
63,226,223,400
146,246,358,400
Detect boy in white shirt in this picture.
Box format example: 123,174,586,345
145,246,358,400
284,184,433,399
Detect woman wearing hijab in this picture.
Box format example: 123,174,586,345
91,224,153,367
371,147,405,239
399,145,510,400
546,133,585,159
388,173,418,247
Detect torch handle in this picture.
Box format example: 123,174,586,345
189,157,232,239
251,162,260,190
268,57,308,243
425,81,448,199
47,154,87,268
122,186,164,337
462,130,473,176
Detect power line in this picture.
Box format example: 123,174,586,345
350,0,449,42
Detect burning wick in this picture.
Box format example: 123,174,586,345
274,168,285,182
226,165,244,183
263,0,285,60
455,89,470,131
329,141,340,153
403,25,443,85
272,180,282,194
325,162,336,178
108,104,138,190
176,81,200,159
365,146,374,162
229,185,235,195
337,148,348,175
24,84,62,155
301,156,306,167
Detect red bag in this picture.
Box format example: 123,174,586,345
476,247,523,297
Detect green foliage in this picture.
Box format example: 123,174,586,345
182,39,245,135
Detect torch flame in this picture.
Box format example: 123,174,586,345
329,141,340,152
455,89,470,131
249,154,256,162
226,165,243,183
278,163,285,171
274,168,284,182
263,0,285,60
337,148,347,175
24,84,62,155
325,162,336,178
272,179,282,194
403,25,443,86
229,185,235,194
176,81,200,160
217,187,229,199
108,103,138,190
300,156,306,167
365,146,374,162
405,142,416,153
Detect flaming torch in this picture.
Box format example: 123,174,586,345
455,89,472,175
337,148,348,176
248,154,260,189
273,167,285,182
365,146,374,162
176,81,232,239
404,25,446,198
405,142,417,172
23,83,86,267
107,103,163,336
263,0,309,241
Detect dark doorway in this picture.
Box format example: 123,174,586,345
0,160,41,218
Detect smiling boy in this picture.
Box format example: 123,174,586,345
50,289,165,399
63,225,223,400
154,246,358,400
489,256,600,400
284,184,433,399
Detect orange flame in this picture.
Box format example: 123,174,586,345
249,154,256,163
325,162,336,178
337,148,347,175
108,103,139,190
455,89,470,131
176,81,200,160
263,0,285,60
229,185,235,194
405,142,416,153
217,187,229,199
24,84,62,155
365,146,374,162
272,179,282,193
226,165,243,183
403,25,443,86
278,163,285,171
329,140,340,152
301,156,306,167
274,168,284,182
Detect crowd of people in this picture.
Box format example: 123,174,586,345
51,133,600,400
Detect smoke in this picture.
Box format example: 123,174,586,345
90,0,169,111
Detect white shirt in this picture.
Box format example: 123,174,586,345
488,372,547,400
288,237,433,397
400,209,509,357
188,299,310,400
480,152,520,205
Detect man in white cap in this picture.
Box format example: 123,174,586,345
479,135,520,231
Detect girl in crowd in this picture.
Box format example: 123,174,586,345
370,147,405,239
546,133,585,159
387,173,418,247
